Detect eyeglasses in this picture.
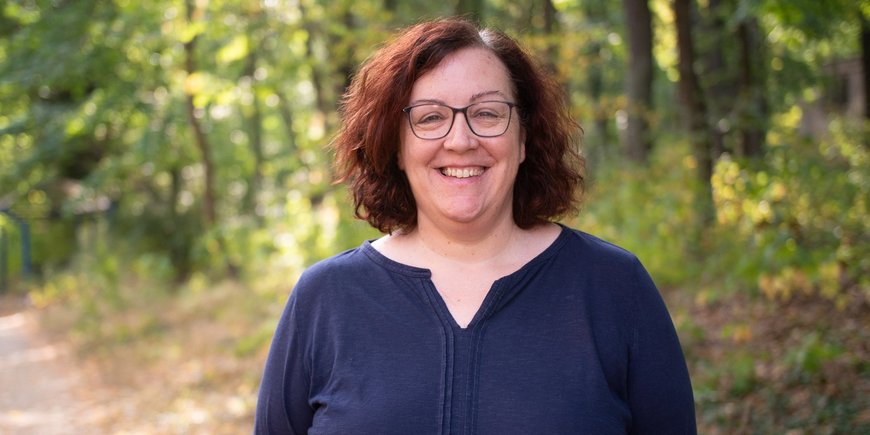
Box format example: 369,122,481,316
402,101,518,140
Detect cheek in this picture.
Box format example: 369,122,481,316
397,125,427,171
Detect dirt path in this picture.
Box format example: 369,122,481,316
0,297,98,435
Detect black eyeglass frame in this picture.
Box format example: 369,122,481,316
402,100,519,140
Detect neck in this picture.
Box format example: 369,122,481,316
412,212,521,264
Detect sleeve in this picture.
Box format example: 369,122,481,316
627,258,697,434
254,287,314,434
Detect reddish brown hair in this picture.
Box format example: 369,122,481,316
332,18,584,233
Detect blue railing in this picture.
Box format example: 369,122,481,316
0,209,31,293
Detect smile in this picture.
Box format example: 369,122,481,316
440,167,485,178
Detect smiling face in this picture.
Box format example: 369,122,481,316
398,47,526,233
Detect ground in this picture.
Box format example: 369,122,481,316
0,296,103,434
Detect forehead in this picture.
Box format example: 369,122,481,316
409,47,515,103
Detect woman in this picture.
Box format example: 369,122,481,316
256,18,695,434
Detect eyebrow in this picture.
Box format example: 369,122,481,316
407,90,508,107
471,90,506,101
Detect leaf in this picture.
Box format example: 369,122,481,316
217,35,249,65
178,20,206,44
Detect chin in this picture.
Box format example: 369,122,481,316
440,208,491,226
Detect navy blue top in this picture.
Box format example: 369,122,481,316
255,226,696,434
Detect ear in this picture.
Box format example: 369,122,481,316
396,145,405,171
519,129,526,163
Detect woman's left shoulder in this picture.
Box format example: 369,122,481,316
558,225,643,267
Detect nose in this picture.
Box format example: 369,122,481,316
443,112,478,152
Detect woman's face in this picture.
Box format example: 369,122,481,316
399,47,525,232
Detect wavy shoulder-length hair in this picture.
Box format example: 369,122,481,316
332,18,584,234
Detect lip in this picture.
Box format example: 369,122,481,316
437,165,489,181
439,166,486,179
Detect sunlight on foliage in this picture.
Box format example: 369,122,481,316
573,139,699,287
710,117,869,304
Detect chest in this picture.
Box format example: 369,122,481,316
430,270,501,328
305,278,631,434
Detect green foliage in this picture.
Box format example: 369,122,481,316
571,139,700,287
764,0,860,41
726,350,760,397
785,332,844,380
709,115,868,304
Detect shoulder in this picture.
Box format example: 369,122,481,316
289,244,374,301
300,245,369,280
553,226,658,315
558,226,643,270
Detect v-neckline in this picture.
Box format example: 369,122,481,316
362,224,571,329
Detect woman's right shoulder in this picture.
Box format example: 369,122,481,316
296,245,369,285
284,243,394,324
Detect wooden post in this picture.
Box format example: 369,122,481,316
1,225,7,293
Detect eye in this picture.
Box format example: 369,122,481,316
417,112,447,124
411,105,450,126
470,103,507,120
473,109,500,119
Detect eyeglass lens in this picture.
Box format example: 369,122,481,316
406,101,513,139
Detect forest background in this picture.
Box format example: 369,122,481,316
1,0,868,433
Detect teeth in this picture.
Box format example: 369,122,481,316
441,167,484,178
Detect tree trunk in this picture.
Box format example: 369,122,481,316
737,17,767,158
623,0,654,164
167,166,192,283
335,9,356,105
588,44,610,151
242,49,264,219
456,0,483,22
543,0,557,33
183,0,216,227
585,0,613,158
862,11,869,122
277,91,298,162
701,0,730,157
298,1,330,118
183,0,238,278
242,8,266,219
542,0,559,74
674,0,715,225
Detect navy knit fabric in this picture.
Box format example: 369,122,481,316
255,226,696,434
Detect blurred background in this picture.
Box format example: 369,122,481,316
0,0,867,433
